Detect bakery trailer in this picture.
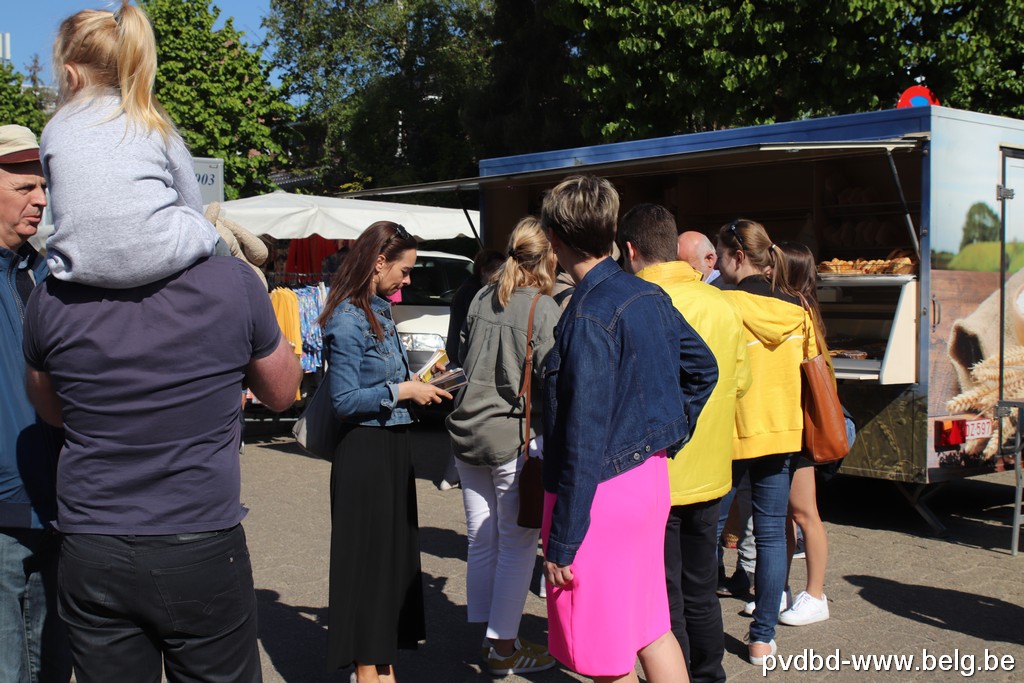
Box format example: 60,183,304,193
476,106,1024,535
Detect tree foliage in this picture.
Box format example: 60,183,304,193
142,0,295,199
263,0,1024,187
548,0,1024,142
0,62,47,135
264,0,491,191
463,0,586,159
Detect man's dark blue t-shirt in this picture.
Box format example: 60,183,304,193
23,257,281,534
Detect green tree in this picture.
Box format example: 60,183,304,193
264,0,491,191
0,62,47,134
464,0,586,158
960,202,1000,251
142,0,295,199
549,0,1024,142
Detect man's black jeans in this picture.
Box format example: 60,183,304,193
59,524,261,683
664,498,726,683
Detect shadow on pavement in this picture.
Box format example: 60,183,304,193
818,474,1018,553
845,576,1024,646
256,588,340,683
420,526,468,562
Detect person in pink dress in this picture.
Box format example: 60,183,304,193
539,176,718,683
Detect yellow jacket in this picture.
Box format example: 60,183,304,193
637,262,751,506
722,276,818,460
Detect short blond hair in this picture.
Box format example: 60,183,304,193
541,175,620,258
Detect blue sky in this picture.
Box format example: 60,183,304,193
1,1,273,85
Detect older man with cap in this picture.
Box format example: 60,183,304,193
0,124,72,682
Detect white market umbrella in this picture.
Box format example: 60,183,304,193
212,191,480,241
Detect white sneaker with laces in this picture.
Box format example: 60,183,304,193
743,588,791,616
779,591,829,626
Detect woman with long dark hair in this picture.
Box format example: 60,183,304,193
319,221,452,683
715,220,820,665
775,241,832,627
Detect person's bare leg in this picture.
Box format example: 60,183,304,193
488,637,517,656
377,664,395,682
785,508,797,587
788,466,827,598
354,662,380,683
637,631,690,683
594,672,640,683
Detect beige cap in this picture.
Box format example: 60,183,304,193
0,125,40,164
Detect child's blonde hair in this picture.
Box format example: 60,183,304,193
493,216,556,309
53,0,175,141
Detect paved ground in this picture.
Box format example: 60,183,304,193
240,422,1024,682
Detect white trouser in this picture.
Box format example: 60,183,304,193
456,455,540,640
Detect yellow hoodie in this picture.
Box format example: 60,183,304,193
637,262,751,506
723,276,819,460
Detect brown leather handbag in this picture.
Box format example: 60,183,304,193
517,293,545,529
799,298,850,463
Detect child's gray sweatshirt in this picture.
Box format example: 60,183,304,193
41,94,218,288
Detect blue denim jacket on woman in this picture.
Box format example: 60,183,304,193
324,295,413,427
542,258,718,566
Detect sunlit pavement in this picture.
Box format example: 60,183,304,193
240,422,1023,682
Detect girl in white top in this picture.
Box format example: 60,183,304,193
41,0,218,288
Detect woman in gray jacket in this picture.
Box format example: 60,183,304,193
445,217,560,675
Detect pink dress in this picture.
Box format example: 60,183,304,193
541,452,671,676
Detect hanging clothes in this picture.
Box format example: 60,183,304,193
285,236,337,275
296,286,325,373
270,287,303,399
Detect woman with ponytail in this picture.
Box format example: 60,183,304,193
714,220,820,665
41,1,218,288
445,217,559,675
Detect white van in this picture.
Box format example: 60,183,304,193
392,250,474,370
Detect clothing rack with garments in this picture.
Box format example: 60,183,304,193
246,281,329,427
266,271,331,287
268,282,328,374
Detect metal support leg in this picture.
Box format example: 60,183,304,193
894,482,949,536
1013,451,1022,556
995,401,1024,556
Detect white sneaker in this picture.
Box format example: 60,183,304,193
743,588,792,616
779,591,829,626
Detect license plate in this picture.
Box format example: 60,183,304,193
965,419,993,440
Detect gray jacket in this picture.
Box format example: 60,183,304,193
41,93,218,288
445,286,560,467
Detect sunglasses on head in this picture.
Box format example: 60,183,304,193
393,223,411,241
728,221,747,251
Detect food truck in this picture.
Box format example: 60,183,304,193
473,106,1024,531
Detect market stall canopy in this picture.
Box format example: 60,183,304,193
211,191,480,241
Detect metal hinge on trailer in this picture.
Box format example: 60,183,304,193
995,400,1024,455
997,184,1016,201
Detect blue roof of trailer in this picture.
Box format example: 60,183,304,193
480,107,936,177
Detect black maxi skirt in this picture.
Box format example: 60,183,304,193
327,424,425,670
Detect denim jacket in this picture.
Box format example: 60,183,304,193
542,258,718,566
324,296,413,427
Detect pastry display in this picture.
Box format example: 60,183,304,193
817,256,916,275
829,349,869,359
